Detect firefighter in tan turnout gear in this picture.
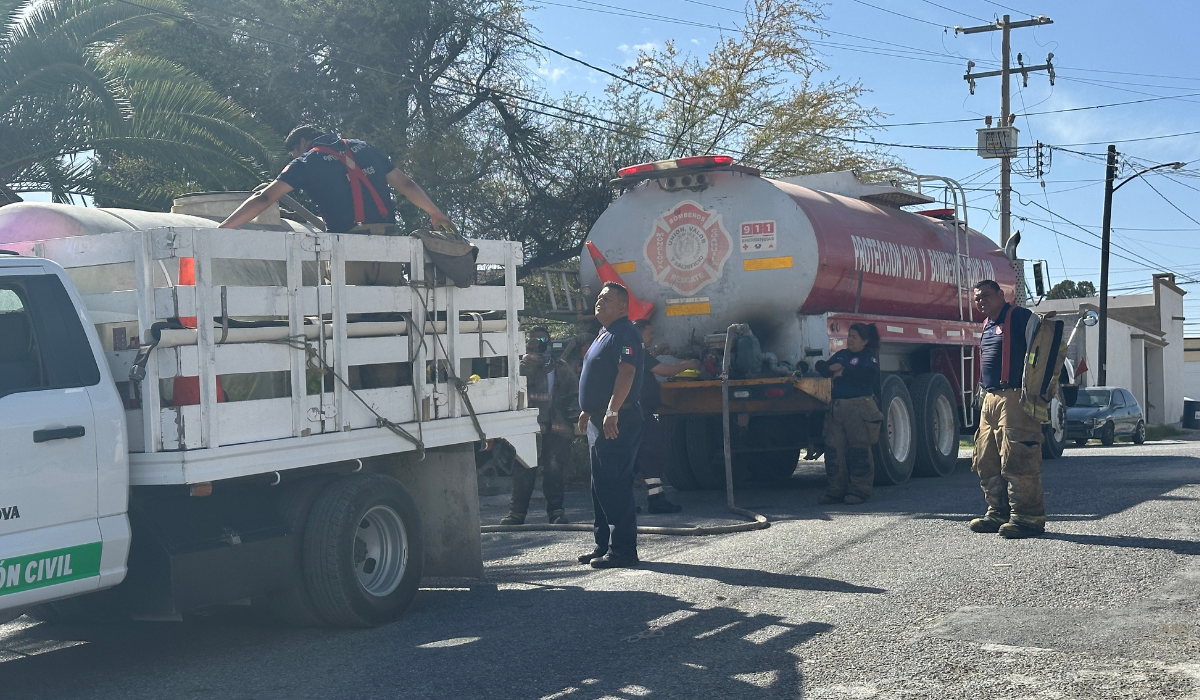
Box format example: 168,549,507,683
501,326,579,525
970,280,1046,539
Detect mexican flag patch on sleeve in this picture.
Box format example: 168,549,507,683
621,346,634,356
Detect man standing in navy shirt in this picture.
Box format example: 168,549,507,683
219,125,452,233
576,282,644,568
970,279,1046,539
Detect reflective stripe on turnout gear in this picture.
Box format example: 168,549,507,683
307,139,389,224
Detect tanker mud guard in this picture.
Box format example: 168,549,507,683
482,323,770,537
414,227,479,288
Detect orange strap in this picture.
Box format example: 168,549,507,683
308,140,388,224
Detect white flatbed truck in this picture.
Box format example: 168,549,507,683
0,211,539,627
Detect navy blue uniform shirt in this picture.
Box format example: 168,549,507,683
578,316,643,416
829,348,880,400
980,303,1037,389
277,134,397,233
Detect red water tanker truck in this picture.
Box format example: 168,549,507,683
580,158,1063,490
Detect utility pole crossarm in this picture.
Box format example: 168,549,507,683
959,13,1054,248
956,16,1053,34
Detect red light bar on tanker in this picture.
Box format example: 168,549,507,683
616,155,735,179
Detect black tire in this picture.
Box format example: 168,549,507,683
874,375,917,485
1133,421,1146,445
303,474,424,627
1042,388,1067,460
910,373,960,477
686,416,727,490
257,476,334,626
1074,438,1089,447
666,418,701,491
1100,421,1116,446
749,448,801,482
1042,424,1066,459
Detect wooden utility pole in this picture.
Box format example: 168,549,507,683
960,14,1054,247
1098,145,1118,386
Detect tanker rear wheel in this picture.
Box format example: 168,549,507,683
666,418,701,491
910,373,960,477
749,448,801,482
873,375,917,486
684,416,750,490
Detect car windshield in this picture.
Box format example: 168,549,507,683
1075,389,1112,408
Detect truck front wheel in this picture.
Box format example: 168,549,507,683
303,474,423,627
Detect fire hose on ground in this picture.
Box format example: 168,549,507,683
481,323,770,537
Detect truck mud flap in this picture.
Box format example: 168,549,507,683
123,486,294,616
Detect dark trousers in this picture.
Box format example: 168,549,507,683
633,414,668,480
509,431,570,515
588,408,643,556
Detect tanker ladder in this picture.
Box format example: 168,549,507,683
862,168,977,429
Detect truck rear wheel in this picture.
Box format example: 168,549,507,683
258,476,333,626
666,418,701,491
303,474,423,627
911,373,960,477
685,416,750,490
873,375,916,485
750,448,801,482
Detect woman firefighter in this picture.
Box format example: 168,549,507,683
818,323,885,505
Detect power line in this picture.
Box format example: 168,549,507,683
846,0,949,28
1141,178,1200,229
915,0,989,23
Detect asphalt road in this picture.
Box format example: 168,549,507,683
3,440,1200,699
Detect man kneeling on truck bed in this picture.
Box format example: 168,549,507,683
219,125,453,235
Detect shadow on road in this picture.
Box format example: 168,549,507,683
1040,532,1200,555
0,584,832,700
638,561,886,594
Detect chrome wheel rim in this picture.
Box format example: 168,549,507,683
888,396,913,463
354,505,409,598
933,394,957,457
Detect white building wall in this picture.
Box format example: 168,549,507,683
1183,362,1200,402
1157,281,1186,424
1085,319,1134,392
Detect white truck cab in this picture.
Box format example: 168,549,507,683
0,201,540,626
0,255,131,612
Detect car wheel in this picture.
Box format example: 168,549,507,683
1074,438,1089,447
1132,421,1146,445
1100,421,1115,446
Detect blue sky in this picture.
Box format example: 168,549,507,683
523,0,1200,328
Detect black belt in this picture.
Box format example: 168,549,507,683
985,387,1019,394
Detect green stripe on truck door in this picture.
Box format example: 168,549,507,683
0,542,102,596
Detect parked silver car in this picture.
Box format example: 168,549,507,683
1066,386,1146,446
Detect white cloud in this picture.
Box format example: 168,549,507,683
537,65,568,83
617,41,660,66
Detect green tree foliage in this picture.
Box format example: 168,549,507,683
110,0,891,268
609,0,895,176
1048,279,1097,299
0,0,272,206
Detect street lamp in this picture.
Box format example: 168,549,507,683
1097,145,1186,386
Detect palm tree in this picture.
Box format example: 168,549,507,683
0,0,273,207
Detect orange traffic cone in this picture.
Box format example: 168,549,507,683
173,256,226,406
584,241,654,321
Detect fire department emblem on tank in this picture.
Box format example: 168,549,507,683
644,201,733,295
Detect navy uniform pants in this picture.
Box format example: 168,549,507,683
587,407,643,557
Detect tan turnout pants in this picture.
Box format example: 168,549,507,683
972,389,1046,529
823,396,883,500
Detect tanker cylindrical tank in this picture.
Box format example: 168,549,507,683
580,171,1016,366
